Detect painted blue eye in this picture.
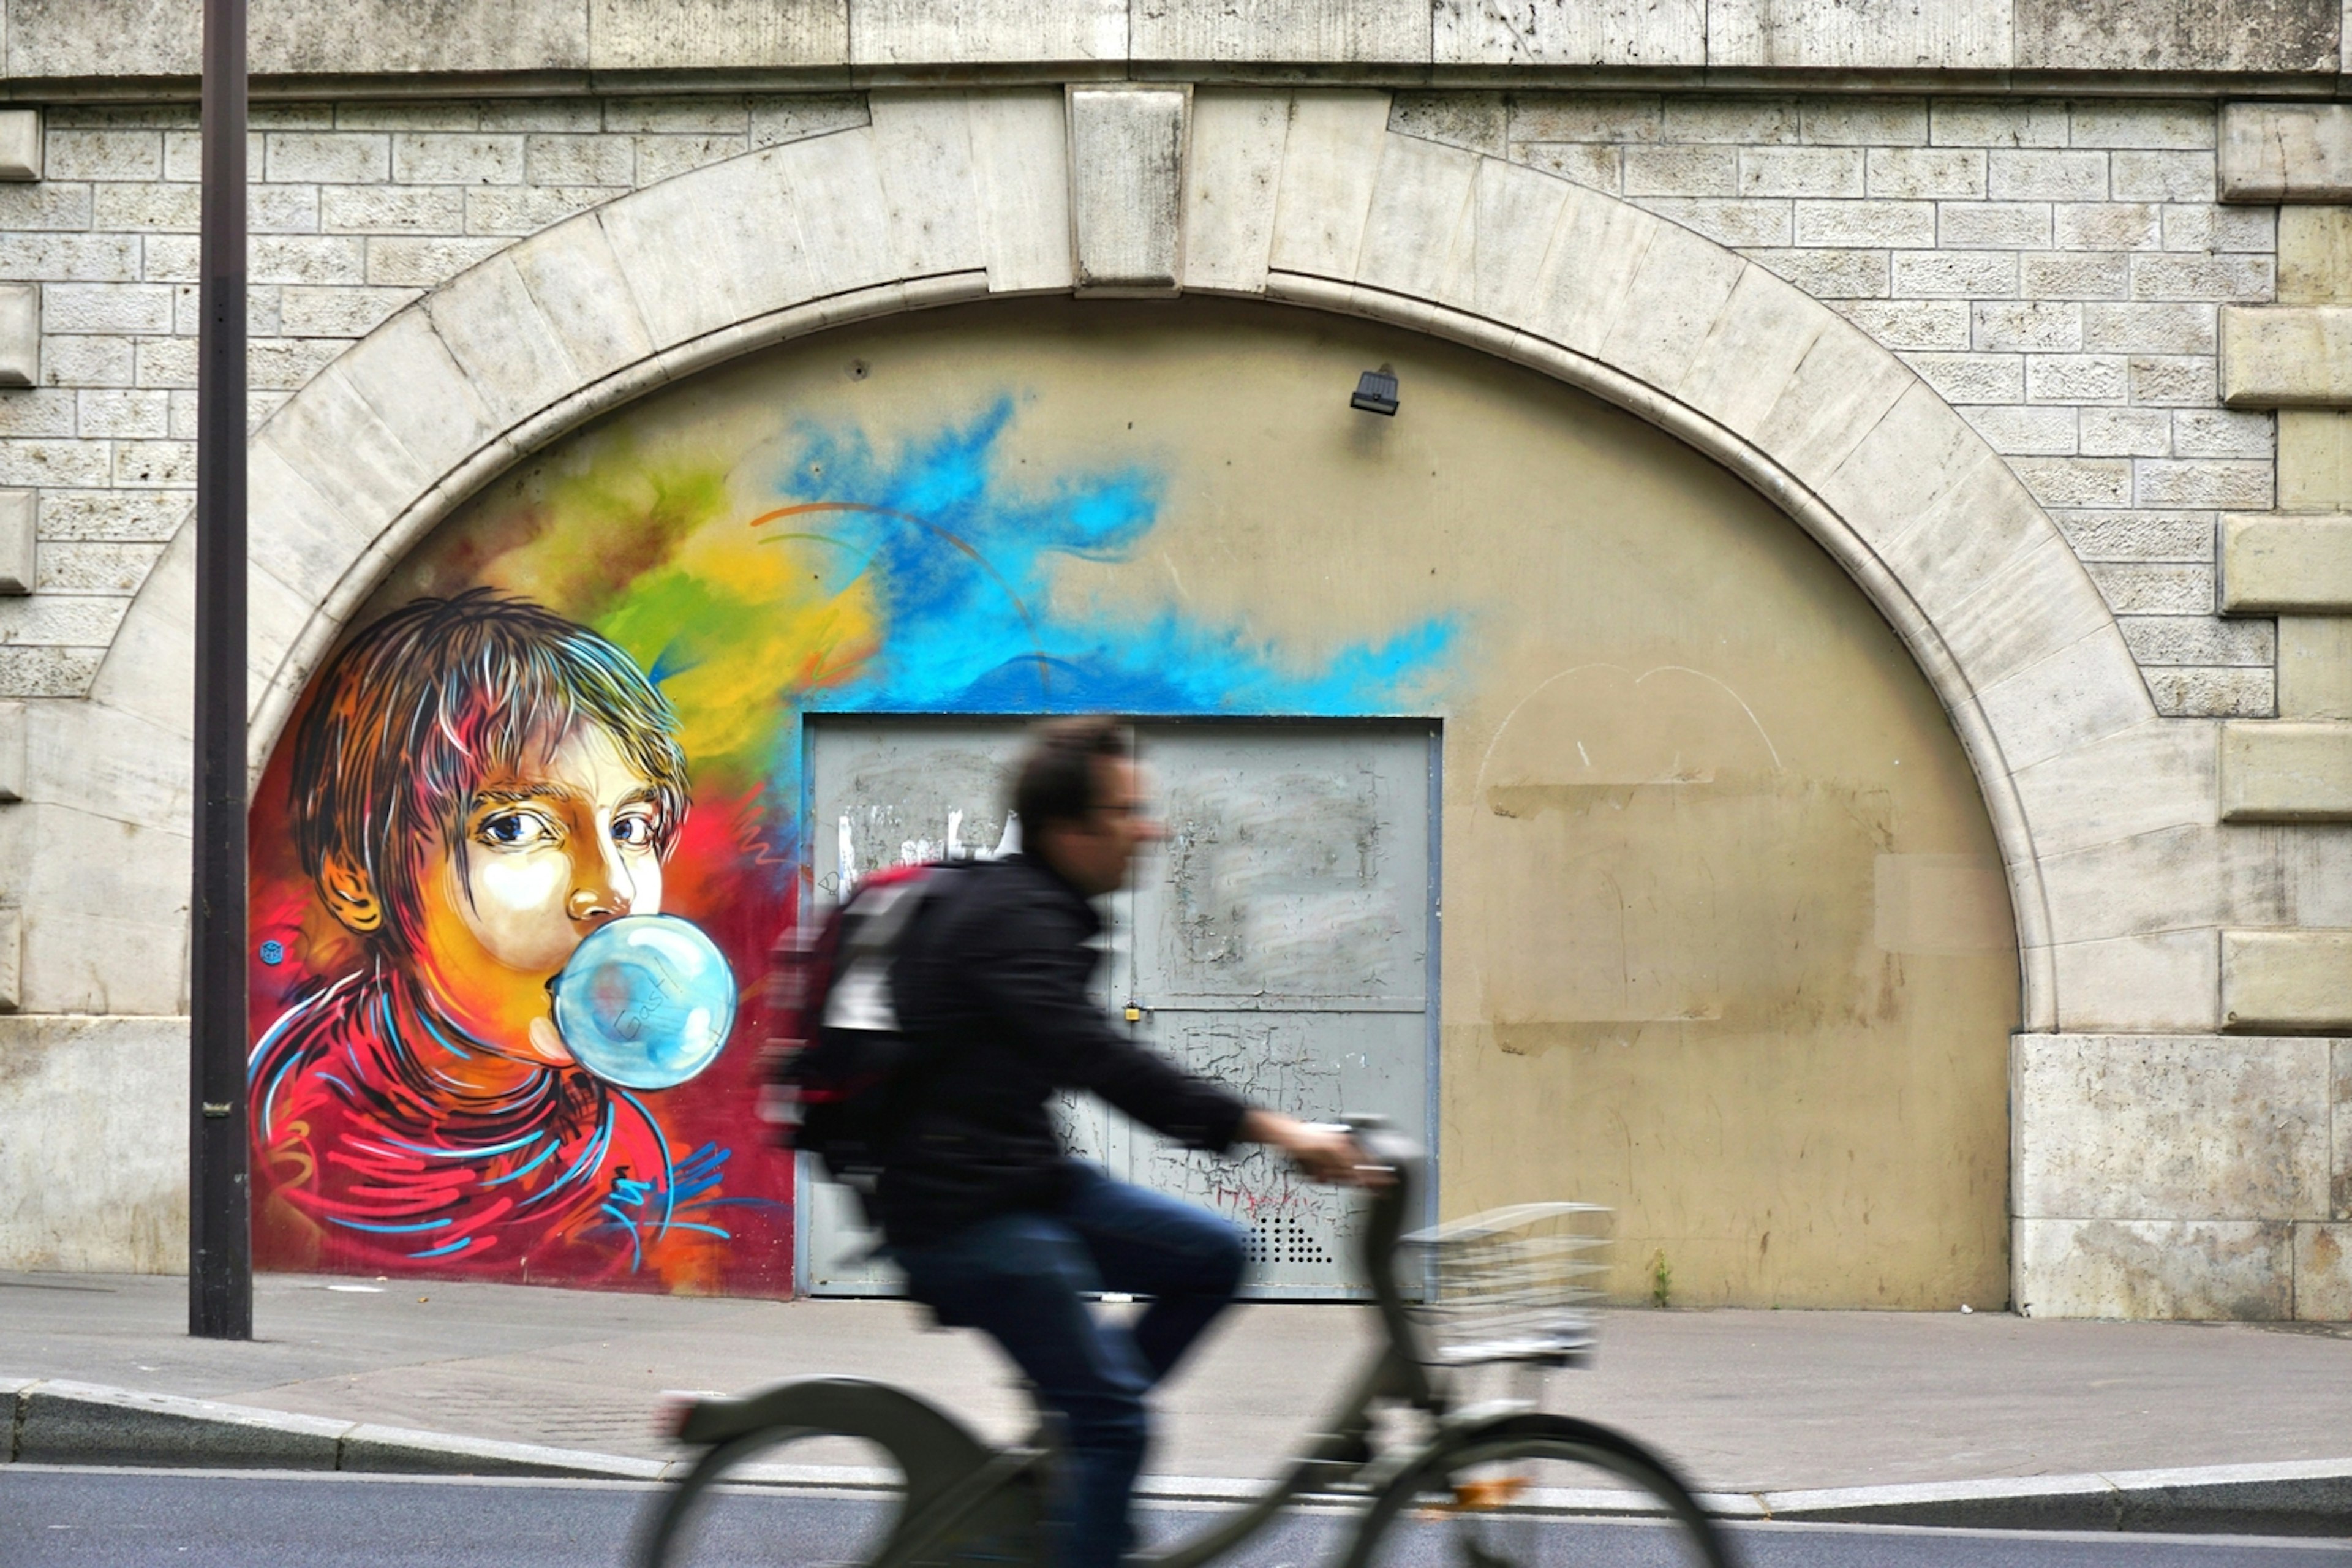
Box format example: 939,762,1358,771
548,915,736,1091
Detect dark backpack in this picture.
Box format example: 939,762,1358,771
759,861,965,1196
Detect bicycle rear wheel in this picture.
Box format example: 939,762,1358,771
641,1429,914,1568
1340,1412,1733,1568
639,1387,1050,1568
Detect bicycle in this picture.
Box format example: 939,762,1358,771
638,1120,1735,1568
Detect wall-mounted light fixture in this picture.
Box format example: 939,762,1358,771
1351,363,1399,417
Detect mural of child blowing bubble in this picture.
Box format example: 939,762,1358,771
248,589,747,1283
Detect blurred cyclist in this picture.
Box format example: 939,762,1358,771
880,715,1367,1568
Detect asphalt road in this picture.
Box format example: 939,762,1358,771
7,1467,2352,1568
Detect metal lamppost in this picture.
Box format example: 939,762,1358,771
189,0,251,1341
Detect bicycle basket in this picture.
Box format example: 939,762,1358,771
1397,1203,1609,1368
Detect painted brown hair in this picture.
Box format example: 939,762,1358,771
290,589,690,954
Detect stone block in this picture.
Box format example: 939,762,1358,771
591,135,834,346
2015,1218,2292,1319
2223,929,2352,1031
1132,0,1429,62
1834,298,1968,350
2015,1033,2329,1220
2052,202,2160,252
1989,149,2108,202
1709,0,2009,69
1905,350,2022,404
2135,459,2270,510
0,489,31,597
1892,250,2015,297
2088,562,2214,614
1819,377,1997,550
2083,301,2214,354
1738,246,1888,298
856,0,1121,64
2278,206,2352,305
2161,203,2275,255
1624,143,1738,198
1511,93,1662,145
2071,101,2216,152
2149,666,2276,717
1433,0,1706,66
2135,252,2272,302
1267,92,1391,284
590,0,846,68
1792,198,1933,247
1737,146,1863,198
763,128,897,304
2018,0,2335,74
1676,261,1839,435
2281,410,2352,508
326,310,496,500
1354,131,1480,306
1387,92,1506,156
2078,408,2171,456
1963,402,2077,454
2221,103,2352,203
2111,149,2215,204
1066,86,1188,298
2294,1223,2352,1318
1973,301,2080,353
0,111,40,181
1597,216,1747,395
1630,196,1790,249
1662,97,1796,145
509,215,656,386
968,91,1074,296
0,701,20,803
1978,624,2157,776
1931,99,2069,149
1865,146,1985,200
0,285,39,390
2279,617,2352,719
2010,715,2217,856
0,1014,186,1269
2221,306,2352,409
2220,720,2352,820
864,93,985,284
2173,409,2274,459
0,908,15,1011
2128,355,2218,409
2122,615,2275,666
2220,514,2352,612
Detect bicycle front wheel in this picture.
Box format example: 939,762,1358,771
1340,1412,1734,1568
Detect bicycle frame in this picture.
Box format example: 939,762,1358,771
859,1121,1444,1568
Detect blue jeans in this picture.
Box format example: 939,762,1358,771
893,1163,1248,1568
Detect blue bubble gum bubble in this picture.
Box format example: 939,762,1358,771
551,915,737,1090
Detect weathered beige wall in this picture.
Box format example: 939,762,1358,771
382,296,2018,1309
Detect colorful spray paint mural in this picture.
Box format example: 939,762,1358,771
246,378,1457,1293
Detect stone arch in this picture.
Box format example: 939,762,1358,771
92,86,2177,1033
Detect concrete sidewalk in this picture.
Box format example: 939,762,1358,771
6,1270,2352,1521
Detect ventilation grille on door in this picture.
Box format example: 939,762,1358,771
1246,1214,1333,1267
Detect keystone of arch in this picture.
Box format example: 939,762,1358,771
89,88,2187,1033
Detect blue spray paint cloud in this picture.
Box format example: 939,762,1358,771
771,398,1460,715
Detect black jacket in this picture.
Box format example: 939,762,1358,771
877,853,1251,1247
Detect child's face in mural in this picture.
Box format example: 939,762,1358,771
415,723,668,1063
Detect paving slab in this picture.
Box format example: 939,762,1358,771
5,1270,2352,1496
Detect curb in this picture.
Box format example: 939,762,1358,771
1,1375,665,1481
6,1375,2350,1536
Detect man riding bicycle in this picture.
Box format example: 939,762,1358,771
876,716,1370,1568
